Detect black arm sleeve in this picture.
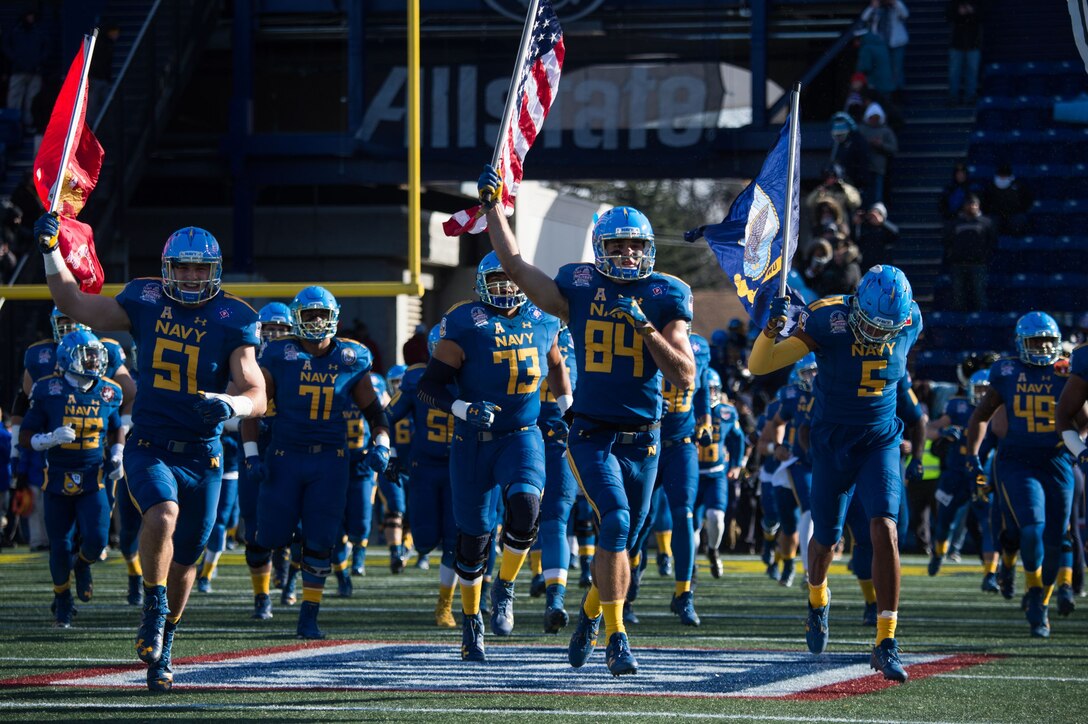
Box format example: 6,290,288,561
11,389,29,417
418,358,458,413
362,396,390,434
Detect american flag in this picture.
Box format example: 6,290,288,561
443,0,565,237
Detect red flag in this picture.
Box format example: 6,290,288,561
443,0,564,236
33,34,105,294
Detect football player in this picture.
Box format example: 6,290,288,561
754,397,783,579
481,164,695,676
20,330,124,626
751,265,923,683
1056,342,1088,601
418,252,569,661
242,286,389,640
967,313,1082,636
694,369,745,578
36,215,266,692
195,430,241,593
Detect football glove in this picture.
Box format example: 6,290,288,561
607,296,651,334
31,425,77,451
364,443,390,474
107,445,125,481
465,401,501,429
697,424,714,448
478,164,503,210
34,212,60,254
245,455,266,485
939,426,962,442
764,296,790,337
905,456,925,485
193,393,234,426
384,456,405,486
966,454,990,495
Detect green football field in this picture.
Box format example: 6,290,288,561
1,548,1086,723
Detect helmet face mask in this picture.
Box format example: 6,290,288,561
1015,312,1061,366
50,307,89,343
386,364,408,395
290,287,340,341
592,207,656,280
475,252,525,309
967,370,991,406
794,353,818,392
161,228,223,305
258,302,293,343
706,369,723,406
58,331,107,380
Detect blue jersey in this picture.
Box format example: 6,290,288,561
1072,344,1088,379
896,374,925,427
439,300,560,433
661,332,710,441
538,326,577,430
390,364,455,460
23,374,123,487
987,356,1070,450
23,337,126,384
698,401,743,474
757,399,782,476
117,278,259,442
554,263,692,425
260,336,372,451
942,396,975,468
778,384,813,460
797,294,922,426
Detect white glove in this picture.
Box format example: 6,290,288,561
107,443,124,481
31,425,77,451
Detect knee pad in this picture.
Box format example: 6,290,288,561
301,546,333,578
456,532,492,579
246,543,272,569
384,513,403,530
599,508,631,552
574,516,595,536
502,492,541,550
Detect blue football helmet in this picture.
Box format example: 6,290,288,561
290,286,340,341
592,206,656,280
387,363,408,394
428,324,442,357
161,227,222,305
849,265,913,344
1015,311,1061,366
50,307,89,343
57,330,107,379
967,369,991,406
706,367,723,405
793,352,818,391
475,251,525,309
258,302,293,343
370,372,388,399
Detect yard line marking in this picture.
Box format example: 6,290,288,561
938,673,1088,683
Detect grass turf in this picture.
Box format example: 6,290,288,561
1,548,1086,722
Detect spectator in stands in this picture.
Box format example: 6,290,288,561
942,192,997,311
857,102,898,204
854,30,895,104
402,323,430,365
830,112,871,200
87,23,121,124
2,8,50,129
844,71,869,116
804,164,862,238
981,162,1033,235
2,204,30,258
938,161,975,220
862,0,910,94
947,1,985,105
855,202,899,267
805,233,863,297
0,236,16,283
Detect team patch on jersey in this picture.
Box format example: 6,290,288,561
100,385,115,402
48,379,64,395
528,306,543,321
5,641,991,700
140,283,161,303
573,265,593,287
470,306,488,328
341,346,357,366
651,282,667,297
284,344,299,361
38,348,52,364
829,311,848,334
219,307,232,319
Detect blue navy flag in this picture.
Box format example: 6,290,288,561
685,118,803,330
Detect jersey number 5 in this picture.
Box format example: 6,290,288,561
857,360,889,398
152,339,200,394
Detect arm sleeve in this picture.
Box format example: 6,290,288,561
748,334,810,375
725,421,745,465
387,388,412,424
418,359,459,413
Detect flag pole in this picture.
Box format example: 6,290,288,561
490,0,541,170
778,82,801,298
47,30,98,215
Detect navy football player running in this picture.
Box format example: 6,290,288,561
478,164,695,677
750,265,922,683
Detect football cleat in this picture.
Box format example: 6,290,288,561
806,591,830,655
657,552,673,577
73,558,93,602
997,560,1016,600
415,554,431,570
981,572,999,593
761,538,775,566
390,546,406,575
568,594,603,668
927,553,942,577
197,576,212,594
544,584,569,634
870,637,908,683
766,560,780,580
707,548,723,579
670,592,701,626
136,586,169,663
252,593,273,620
146,622,177,693
351,547,366,576
779,558,796,588
490,579,516,636
281,574,298,606
127,574,144,606
1025,587,1050,638
579,556,593,588
862,601,878,627
1056,584,1076,617
623,600,640,625
530,573,546,598
461,612,487,662
53,590,75,628
605,632,638,676
335,569,353,598
296,600,326,639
